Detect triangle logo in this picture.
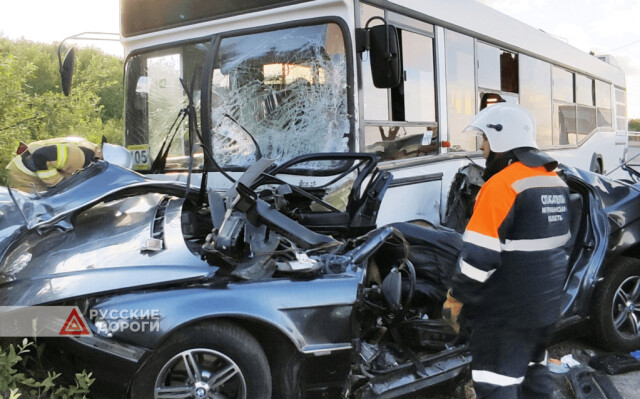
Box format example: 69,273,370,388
59,308,91,336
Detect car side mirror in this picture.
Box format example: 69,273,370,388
59,47,76,96
357,17,402,89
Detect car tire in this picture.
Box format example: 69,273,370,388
592,258,640,351
130,321,272,399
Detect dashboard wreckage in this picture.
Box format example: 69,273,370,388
1,143,640,398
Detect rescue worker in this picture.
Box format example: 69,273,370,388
443,103,571,398
6,137,102,193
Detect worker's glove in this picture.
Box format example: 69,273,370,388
442,290,463,334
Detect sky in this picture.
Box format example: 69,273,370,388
0,0,638,118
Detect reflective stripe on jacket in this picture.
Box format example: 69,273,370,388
6,140,94,193
451,161,571,328
26,137,102,159
6,156,45,192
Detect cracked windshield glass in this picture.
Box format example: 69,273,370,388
210,23,349,170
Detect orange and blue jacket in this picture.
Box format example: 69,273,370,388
450,161,571,328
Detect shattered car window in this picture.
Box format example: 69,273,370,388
210,23,350,169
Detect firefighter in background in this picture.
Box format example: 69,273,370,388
443,104,571,398
6,137,131,193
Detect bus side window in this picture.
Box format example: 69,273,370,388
552,66,576,145
445,30,476,152
615,88,627,130
361,5,437,161
520,55,553,148
576,74,596,142
595,80,612,128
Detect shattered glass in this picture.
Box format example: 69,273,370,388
210,23,350,170
146,54,189,159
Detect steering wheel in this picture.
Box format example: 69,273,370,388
381,259,417,316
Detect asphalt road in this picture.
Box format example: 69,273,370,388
433,339,640,398
547,339,640,399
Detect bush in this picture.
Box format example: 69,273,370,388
0,339,93,399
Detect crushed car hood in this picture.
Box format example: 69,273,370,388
8,161,189,231
0,162,214,307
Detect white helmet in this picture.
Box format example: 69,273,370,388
464,103,537,153
103,143,134,169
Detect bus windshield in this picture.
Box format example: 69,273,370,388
124,41,208,171
208,22,350,170
124,22,349,172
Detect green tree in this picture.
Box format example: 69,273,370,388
0,52,37,179
630,119,640,132
4,39,61,96
0,37,124,182
73,48,124,122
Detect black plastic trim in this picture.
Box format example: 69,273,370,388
121,0,314,38
389,173,442,188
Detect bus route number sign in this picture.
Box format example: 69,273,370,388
128,144,151,171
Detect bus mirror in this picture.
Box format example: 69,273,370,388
59,47,76,96
365,19,402,89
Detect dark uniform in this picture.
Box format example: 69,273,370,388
451,160,570,398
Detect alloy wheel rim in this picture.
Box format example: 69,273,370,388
612,275,640,339
155,348,246,399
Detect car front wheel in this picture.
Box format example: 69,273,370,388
130,321,272,399
593,258,640,351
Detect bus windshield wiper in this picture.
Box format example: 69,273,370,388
150,106,189,174
175,70,236,206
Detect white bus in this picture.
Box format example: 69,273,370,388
118,0,629,225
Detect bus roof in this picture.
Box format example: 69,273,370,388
385,0,626,88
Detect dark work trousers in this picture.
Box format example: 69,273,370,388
470,322,555,399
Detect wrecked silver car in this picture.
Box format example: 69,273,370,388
2,148,640,398
0,153,470,398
